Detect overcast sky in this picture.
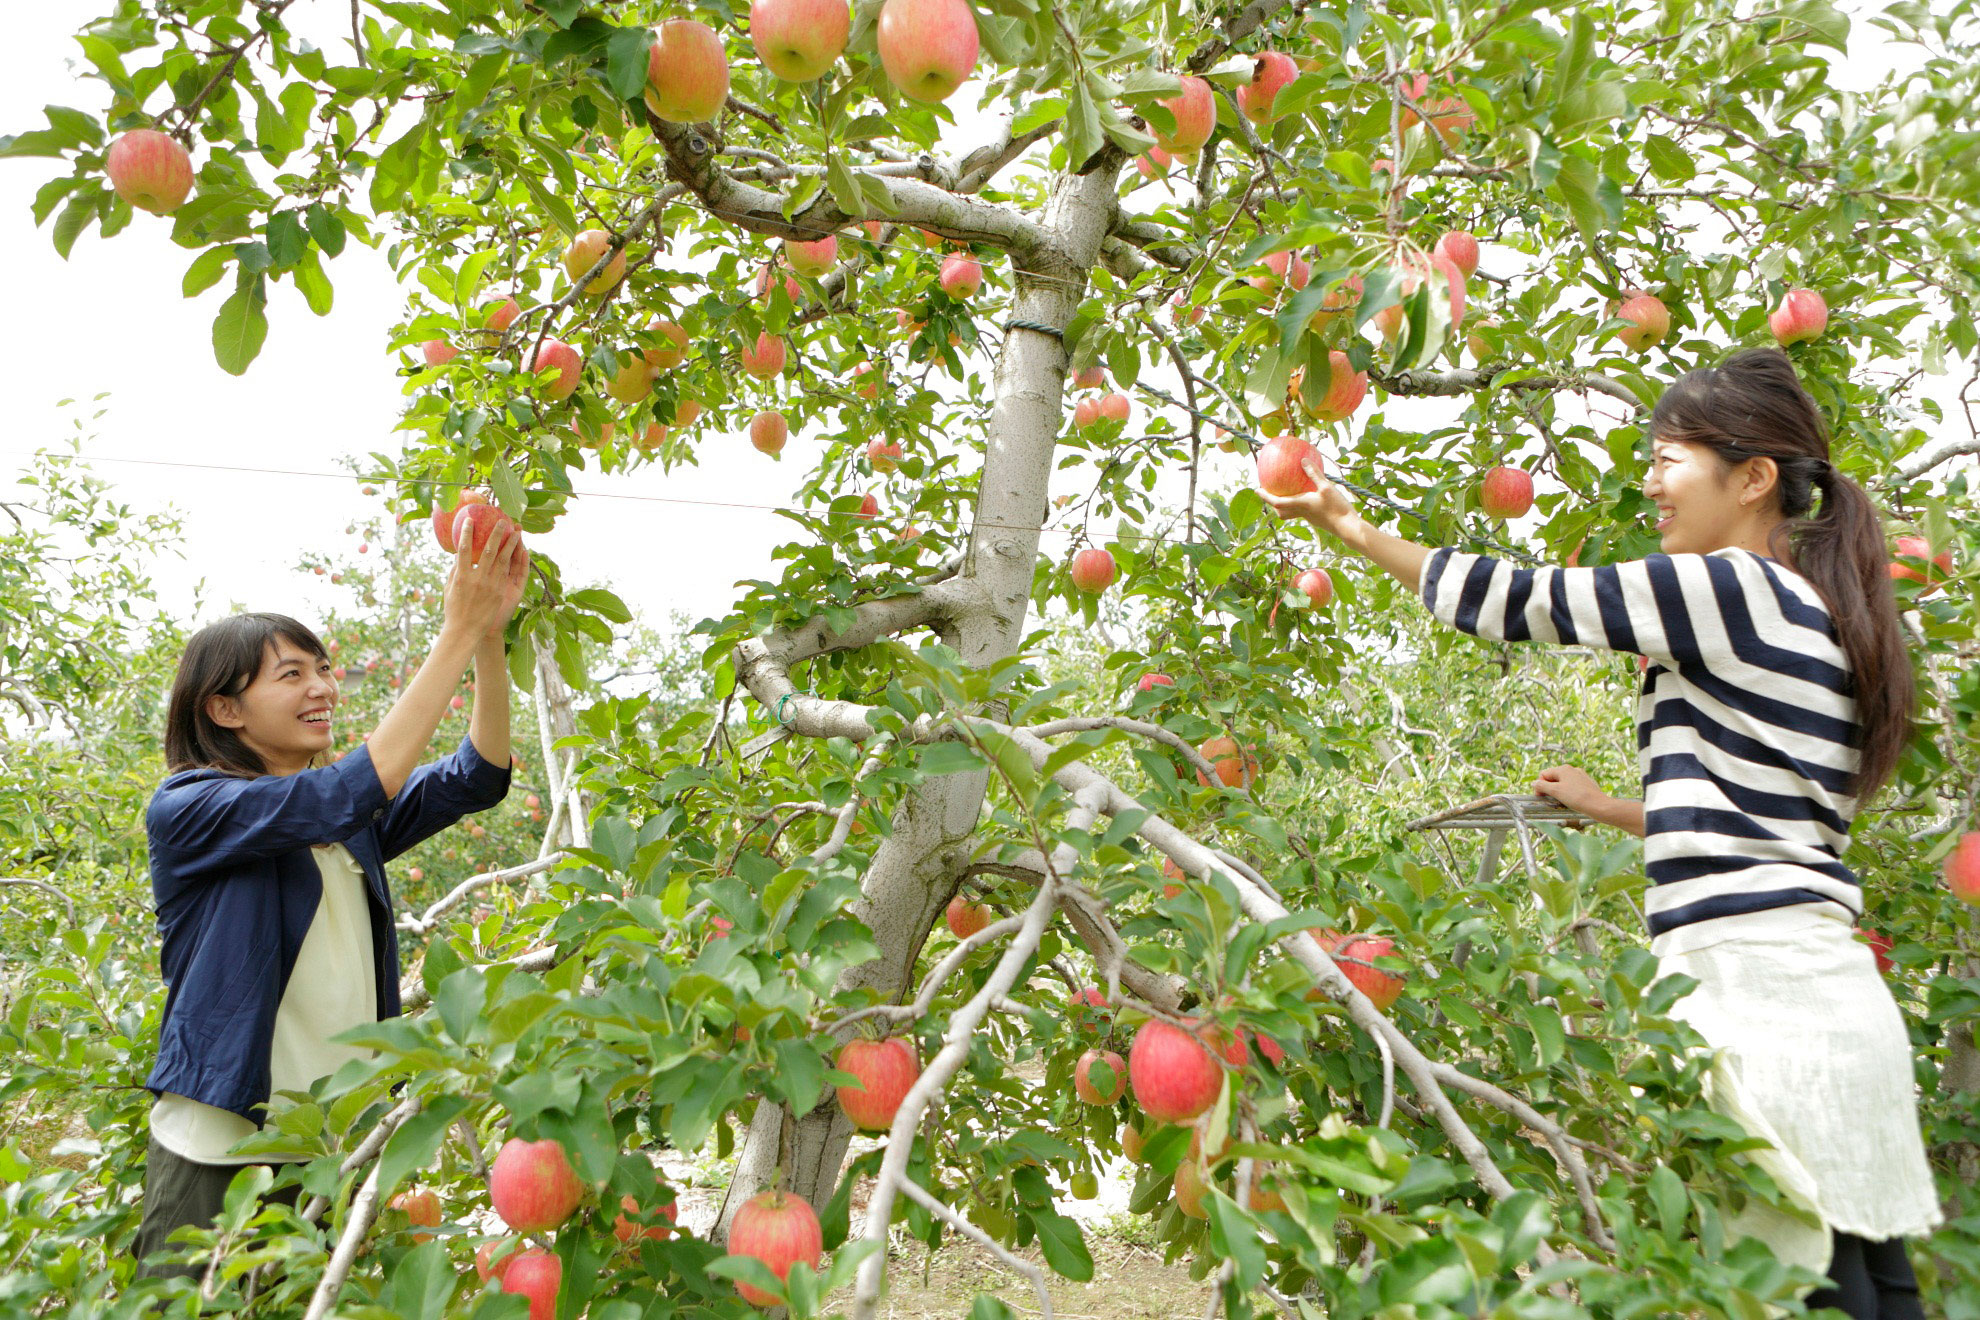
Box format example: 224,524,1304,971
2,5,1947,650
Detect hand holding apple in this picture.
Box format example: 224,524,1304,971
1260,457,1361,542
1532,765,1607,816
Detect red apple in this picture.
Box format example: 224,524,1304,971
836,1036,918,1130
1120,1122,1147,1163
644,19,731,123
1333,935,1405,1010
1154,75,1215,154
1946,831,1980,906
1614,292,1670,352
643,318,689,369
675,397,703,426
852,359,881,399
476,1238,522,1284
739,332,788,379
784,233,839,275
750,0,850,81
1294,567,1334,608
1858,927,1896,976
1309,273,1364,330
750,410,789,454
756,262,804,303
1137,672,1174,692
1073,365,1105,390
1432,230,1479,278
1075,1049,1128,1104
1770,288,1828,345
452,503,517,562
1069,547,1117,593
939,252,983,299
1098,393,1131,423
486,297,522,332
639,422,667,451
1236,52,1298,124
854,492,880,519
1479,465,1534,519
1890,535,1953,591
420,339,458,367
1250,249,1310,294
1068,986,1111,1031
1173,293,1207,326
612,1164,680,1244
388,1187,441,1242
430,489,486,552
528,338,583,400
1195,736,1258,789
562,229,626,295
945,895,991,938
1073,396,1100,428
489,1137,584,1233
728,1190,824,1306
1256,434,1322,497
1137,147,1173,179
501,1248,562,1320
1128,1019,1222,1123
106,129,194,214
1306,351,1367,422
1160,857,1186,898
875,0,979,104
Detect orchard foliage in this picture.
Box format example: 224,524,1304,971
7,0,1980,1316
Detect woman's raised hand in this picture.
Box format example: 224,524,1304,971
1261,458,1362,541
442,520,525,641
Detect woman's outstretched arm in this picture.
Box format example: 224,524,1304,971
1262,457,1432,592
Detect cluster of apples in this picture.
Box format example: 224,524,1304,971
1068,365,1132,430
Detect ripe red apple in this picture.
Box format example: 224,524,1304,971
784,234,839,275
1308,273,1363,330
756,262,804,303
1154,75,1215,154
728,1190,824,1306
1128,1019,1222,1123
1858,927,1895,976
1946,831,1980,906
606,355,654,404
1075,1049,1128,1104
867,439,903,471
854,492,880,519
1073,365,1105,390
1250,249,1310,294
430,489,487,552
1432,230,1479,278
562,229,626,295
1256,434,1322,496
450,695,466,711
1770,288,1828,345
486,297,522,332
106,129,194,214
1333,935,1405,1010
489,1137,584,1233
476,1238,523,1284
1160,857,1186,898
1889,534,1953,591
1306,351,1367,422
945,895,991,938
420,339,458,367
1613,292,1670,352
1372,250,1465,340
612,1165,680,1244
638,422,667,451
529,338,583,400
388,1187,441,1242
1098,393,1131,423
852,359,881,399
1073,396,1100,429
1068,986,1111,1031
1195,736,1258,789
1069,547,1117,593
939,252,983,299
836,1036,918,1130
453,503,518,563
676,397,704,426
1236,52,1298,123
1136,147,1173,179
1294,567,1334,608
501,1247,562,1320
740,332,788,379
1137,672,1174,692
524,793,541,809
643,318,689,369
1120,1122,1147,1163
750,0,850,81
1479,465,1534,519
875,0,979,103
644,18,731,123
751,410,789,454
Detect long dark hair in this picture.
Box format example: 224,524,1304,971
164,613,329,777
1651,347,1914,803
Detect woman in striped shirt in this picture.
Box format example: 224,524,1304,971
1265,348,1939,1318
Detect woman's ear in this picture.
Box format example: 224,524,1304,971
204,693,245,729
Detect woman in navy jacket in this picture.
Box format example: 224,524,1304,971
133,522,526,1278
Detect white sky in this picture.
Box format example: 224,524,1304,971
1,5,1950,644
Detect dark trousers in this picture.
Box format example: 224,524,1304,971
132,1137,300,1280
1805,1232,1926,1320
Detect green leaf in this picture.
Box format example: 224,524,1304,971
385,1241,459,1320
567,587,632,623
266,211,307,268
604,25,652,100
294,250,335,316
1642,134,1695,183
824,155,865,216
212,280,270,376
1027,1208,1092,1280
182,246,231,298
1647,1163,1687,1240
50,193,98,259
918,742,987,776
305,203,347,257
1549,153,1612,240
772,1038,827,1114
1207,1192,1267,1286
370,119,430,214
490,460,526,521
521,171,580,239
375,1096,469,1202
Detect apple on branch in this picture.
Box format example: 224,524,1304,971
644,19,731,123
876,0,979,103
562,229,626,295
1152,75,1215,154
750,0,850,81
1770,288,1829,345
1479,465,1534,519
1236,53,1298,124
1069,547,1117,593
1611,291,1670,352
105,129,194,214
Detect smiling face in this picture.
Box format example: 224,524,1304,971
1643,435,1787,559
203,643,339,777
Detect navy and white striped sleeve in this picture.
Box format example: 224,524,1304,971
1418,547,1744,667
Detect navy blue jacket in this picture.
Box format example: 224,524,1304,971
144,736,510,1121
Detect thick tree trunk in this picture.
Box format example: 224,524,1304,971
718,163,1122,1235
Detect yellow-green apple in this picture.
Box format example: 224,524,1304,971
739,332,787,378
1154,75,1215,154
1069,547,1117,592
1769,288,1828,345
866,439,903,471
876,0,979,103
644,19,731,123
1294,567,1334,607
488,1137,583,1233
749,0,850,80
1073,365,1105,390
1249,249,1310,294
939,252,983,298
675,397,702,425
1075,1049,1128,1104
529,339,583,400
750,410,788,454
643,318,688,369
1433,230,1479,277
501,1248,562,1320
1127,1019,1221,1123
420,339,458,367
1613,292,1669,351
1479,465,1534,519
945,896,991,938
1333,934,1405,1009
1256,434,1321,496
1306,350,1367,422
1466,316,1499,361
1236,52,1298,123
1195,735,1258,788
606,354,654,403
784,234,838,275
562,229,626,295
106,129,194,214
1890,535,1952,592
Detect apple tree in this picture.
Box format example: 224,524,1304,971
9,0,1980,1315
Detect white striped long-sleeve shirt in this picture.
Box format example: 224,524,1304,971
1419,546,1863,948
